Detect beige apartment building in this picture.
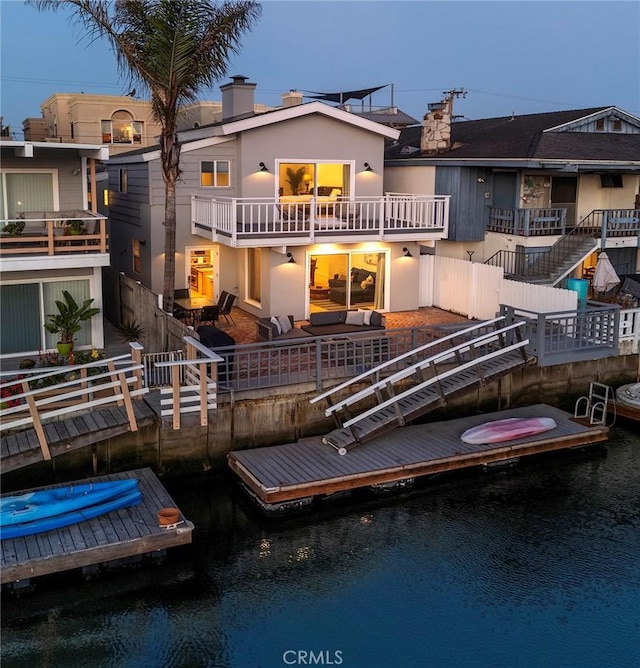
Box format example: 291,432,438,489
23,93,163,155
22,92,276,155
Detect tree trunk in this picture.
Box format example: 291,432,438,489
163,179,177,316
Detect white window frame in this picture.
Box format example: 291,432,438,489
0,169,60,220
200,160,231,188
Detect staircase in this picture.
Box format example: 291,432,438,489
310,318,532,455
486,215,601,286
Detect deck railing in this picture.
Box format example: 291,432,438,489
488,207,567,236
500,302,620,366
0,346,146,460
0,212,108,256
154,336,223,429
191,193,450,245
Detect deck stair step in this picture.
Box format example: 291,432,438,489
311,318,532,455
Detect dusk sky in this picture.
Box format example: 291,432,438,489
1,0,639,138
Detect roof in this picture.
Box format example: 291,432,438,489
386,107,640,164
110,100,400,164
350,108,419,127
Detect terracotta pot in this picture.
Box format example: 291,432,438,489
158,507,180,526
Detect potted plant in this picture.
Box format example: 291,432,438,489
65,219,87,235
116,319,146,342
285,167,307,196
45,290,100,355
1,220,25,236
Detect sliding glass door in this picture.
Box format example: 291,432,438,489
308,251,386,312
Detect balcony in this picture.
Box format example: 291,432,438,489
0,211,108,258
488,207,567,236
191,194,450,247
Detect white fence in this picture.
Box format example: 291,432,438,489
420,255,578,319
619,307,640,354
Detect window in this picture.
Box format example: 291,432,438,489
600,173,623,188
133,239,142,273
0,171,55,218
595,118,605,131
200,161,230,187
278,162,350,198
118,168,128,193
246,248,261,304
101,110,143,144
612,119,622,131
0,279,93,355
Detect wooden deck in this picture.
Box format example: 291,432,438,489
0,401,157,474
1,468,192,585
228,404,609,507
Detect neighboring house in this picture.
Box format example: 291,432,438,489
385,96,640,284
22,91,276,154
107,76,450,321
23,93,163,156
0,141,109,359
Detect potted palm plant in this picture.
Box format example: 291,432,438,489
45,290,100,355
285,167,307,196
65,219,87,235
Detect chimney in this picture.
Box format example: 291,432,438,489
220,75,256,121
281,89,303,108
421,95,453,154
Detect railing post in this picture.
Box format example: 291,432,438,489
601,210,608,247
47,220,55,256
171,365,181,430
523,209,530,236
199,360,208,426
129,342,144,394
230,197,237,247
22,379,51,461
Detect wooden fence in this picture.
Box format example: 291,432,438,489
102,266,193,354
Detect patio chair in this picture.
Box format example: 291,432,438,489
217,290,237,325
200,305,220,325
173,288,190,321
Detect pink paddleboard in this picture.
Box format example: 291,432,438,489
461,417,557,445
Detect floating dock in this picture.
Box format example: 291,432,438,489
1,468,193,586
228,404,609,509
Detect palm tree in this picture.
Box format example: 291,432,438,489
30,0,261,315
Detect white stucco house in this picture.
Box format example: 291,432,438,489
106,76,450,322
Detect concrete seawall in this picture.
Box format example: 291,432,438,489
3,354,638,490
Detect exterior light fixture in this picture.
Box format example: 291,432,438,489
286,252,295,263
402,247,412,257
259,162,269,172
477,177,485,183
363,162,373,172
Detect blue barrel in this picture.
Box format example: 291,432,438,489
566,278,588,307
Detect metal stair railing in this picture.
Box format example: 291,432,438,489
486,213,601,282
310,316,506,410
318,322,529,454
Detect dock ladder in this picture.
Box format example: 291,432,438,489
574,382,614,425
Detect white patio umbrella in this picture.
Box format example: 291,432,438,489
592,252,621,293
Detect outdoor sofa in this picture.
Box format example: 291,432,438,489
300,309,385,337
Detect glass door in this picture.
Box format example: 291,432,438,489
308,251,386,313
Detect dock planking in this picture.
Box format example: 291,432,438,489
228,404,609,507
0,401,157,473
1,468,193,585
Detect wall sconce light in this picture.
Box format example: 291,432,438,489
402,247,412,257
363,162,373,172
259,162,269,172
477,177,485,183
286,252,295,263
71,167,82,176
139,239,147,246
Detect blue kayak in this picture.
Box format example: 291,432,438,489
0,479,140,528
0,488,142,540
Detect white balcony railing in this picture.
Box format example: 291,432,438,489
192,194,450,246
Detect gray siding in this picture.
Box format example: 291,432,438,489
435,166,487,241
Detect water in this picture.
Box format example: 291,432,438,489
2,423,640,668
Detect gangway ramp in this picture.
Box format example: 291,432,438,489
311,318,532,454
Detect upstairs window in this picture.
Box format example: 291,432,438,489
200,161,230,187
102,110,143,144
595,118,605,131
